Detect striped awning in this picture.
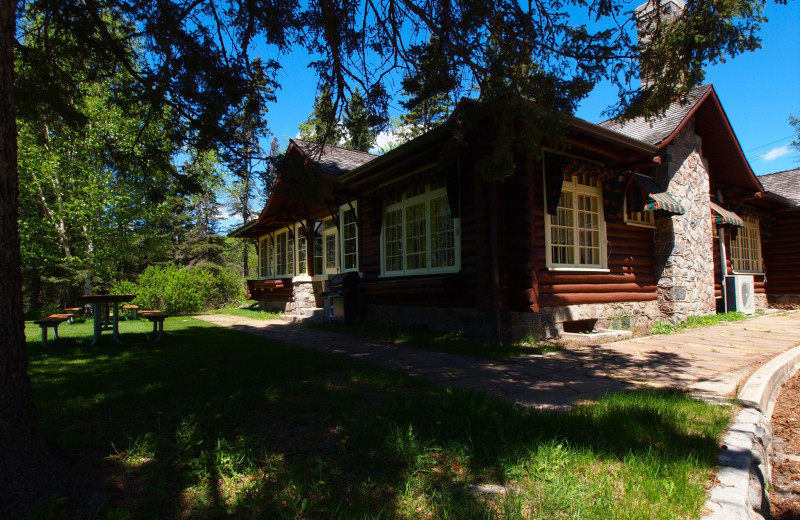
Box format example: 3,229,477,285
630,174,685,215
710,201,744,227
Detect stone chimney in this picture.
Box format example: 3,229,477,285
635,0,685,88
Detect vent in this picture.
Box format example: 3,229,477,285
725,275,755,314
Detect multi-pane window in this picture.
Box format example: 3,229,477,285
624,199,655,228
259,236,273,278
546,172,606,269
381,182,459,276
341,204,358,271
296,228,307,274
272,230,294,277
322,218,338,274
730,215,762,273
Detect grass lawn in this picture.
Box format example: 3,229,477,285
25,317,731,519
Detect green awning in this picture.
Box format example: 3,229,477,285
630,174,685,215
710,201,744,227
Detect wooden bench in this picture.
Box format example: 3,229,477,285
33,314,73,348
63,307,82,323
122,304,139,320
140,311,167,343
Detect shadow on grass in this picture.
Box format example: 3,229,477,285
25,319,730,519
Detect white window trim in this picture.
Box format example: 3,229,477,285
258,230,295,279
339,201,359,272
730,215,764,275
623,199,656,229
380,184,461,277
544,174,608,270
321,217,339,275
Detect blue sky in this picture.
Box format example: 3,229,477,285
261,1,799,176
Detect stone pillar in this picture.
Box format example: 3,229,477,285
654,121,716,322
291,280,322,311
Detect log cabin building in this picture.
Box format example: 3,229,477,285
230,83,784,340
758,168,800,305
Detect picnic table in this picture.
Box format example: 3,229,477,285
80,294,134,346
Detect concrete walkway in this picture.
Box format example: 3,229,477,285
196,310,800,409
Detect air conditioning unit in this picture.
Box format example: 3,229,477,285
726,275,755,314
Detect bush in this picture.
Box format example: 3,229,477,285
112,265,244,314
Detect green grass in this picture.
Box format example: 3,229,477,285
314,319,567,360
648,311,749,335
24,318,731,519
208,307,284,320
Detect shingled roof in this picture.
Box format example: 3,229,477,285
598,84,713,147
759,168,800,205
290,139,377,177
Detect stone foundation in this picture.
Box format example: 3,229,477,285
755,293,769,310
366,300,662,342
512,300,661,339
768,294,800,307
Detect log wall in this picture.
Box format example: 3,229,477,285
763,209,800,297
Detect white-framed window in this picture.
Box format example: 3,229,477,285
259,236,274,278
270,229,294,277
623,199,655,228
381,180,460,276
730,214,762,274
296,223,308,275
340,202,358,271
545,172,607,269
321,218,338,274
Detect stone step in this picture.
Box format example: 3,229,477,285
279,308,327,323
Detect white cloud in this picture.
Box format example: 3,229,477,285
762,143,793,161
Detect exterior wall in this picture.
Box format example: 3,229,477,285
366,300,662,341
654,122,716,322
514,300,662,339
763,209,800,306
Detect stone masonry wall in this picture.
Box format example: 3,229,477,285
511,300,662,339
653,121,716,322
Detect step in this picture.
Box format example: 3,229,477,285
279,307,327,323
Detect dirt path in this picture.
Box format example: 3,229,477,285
770,370,800,519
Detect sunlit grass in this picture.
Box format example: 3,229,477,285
208,307,284,320
26,318,731,519
649,311,749,335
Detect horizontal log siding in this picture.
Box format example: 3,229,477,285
534,219,658,307
763,210,800,295
496,162,660,310
713,230,768,299
356,165,480,308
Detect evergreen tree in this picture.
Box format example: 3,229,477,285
298,88,343,146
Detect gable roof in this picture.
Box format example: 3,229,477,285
599,84,762,197
598,84,713,147
290,139,377,177
759,168,800,205
599,85,713,147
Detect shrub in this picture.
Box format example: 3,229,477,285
113,264,244,314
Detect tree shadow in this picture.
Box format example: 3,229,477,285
26,319,728,518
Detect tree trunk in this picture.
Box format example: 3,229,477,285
0,1,72,513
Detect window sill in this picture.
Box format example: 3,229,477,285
379,268,460,278
546,267,610,273
731,270,764,276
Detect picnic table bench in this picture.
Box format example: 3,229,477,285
63,307,83,323
33,313,74,348
140,311,168,343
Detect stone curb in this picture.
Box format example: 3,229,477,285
702,345,800,520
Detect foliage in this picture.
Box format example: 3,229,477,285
26,318,732,519
297,88,344,146
649,311,748,335
112,265,243,314
343,87,384,152
791,114,800,155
